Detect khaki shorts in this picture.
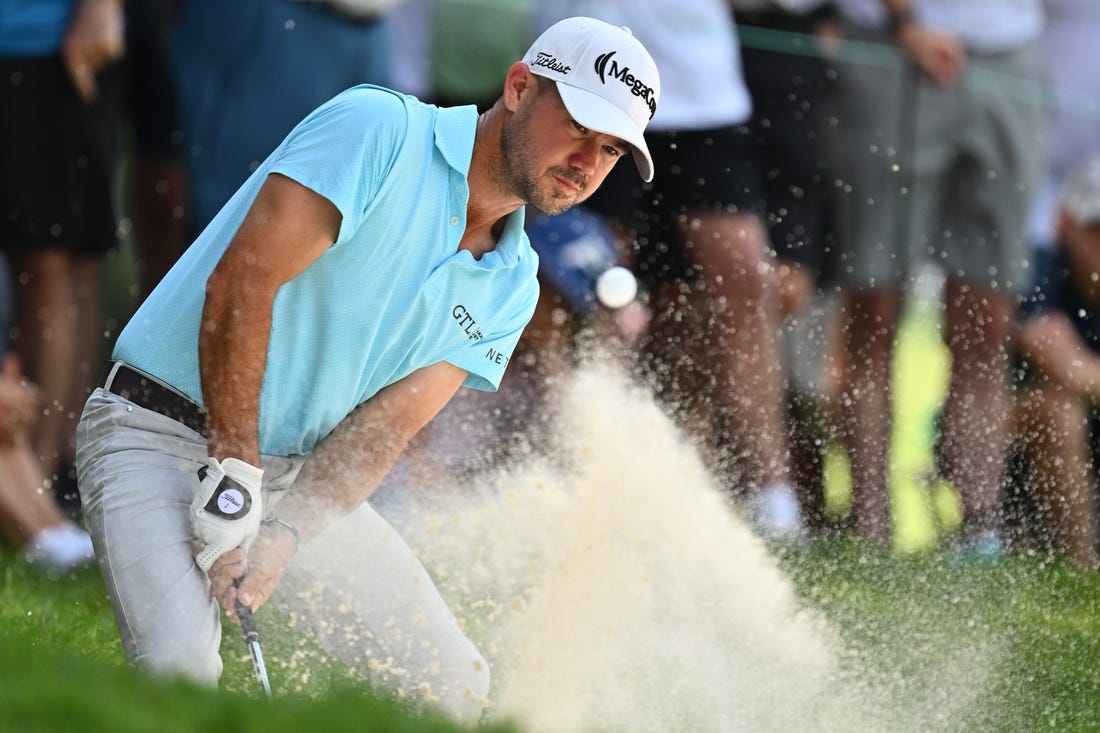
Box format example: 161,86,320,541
827,27,1051,293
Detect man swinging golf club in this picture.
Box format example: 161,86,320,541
75,16,659,720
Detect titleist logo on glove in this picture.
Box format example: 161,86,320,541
191,457,264,572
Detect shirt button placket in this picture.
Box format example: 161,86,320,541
451,175,466,227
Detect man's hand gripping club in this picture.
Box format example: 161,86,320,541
192,456,267,621
191,456,264,571
191,456,299,622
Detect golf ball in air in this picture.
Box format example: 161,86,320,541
595,266,638,309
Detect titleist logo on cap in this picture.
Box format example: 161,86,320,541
594,50,657,119
532,52,572,75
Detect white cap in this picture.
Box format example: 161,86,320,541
1061,157,1100,226
522,16,660,182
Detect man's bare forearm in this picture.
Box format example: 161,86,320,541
198,174,343,464
198,270,273,465
272,404,412,542
267,362,468,542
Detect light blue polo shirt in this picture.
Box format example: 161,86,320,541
114,85,540,456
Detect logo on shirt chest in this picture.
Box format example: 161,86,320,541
452,305,484,341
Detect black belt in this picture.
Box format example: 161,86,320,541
102,362,207,437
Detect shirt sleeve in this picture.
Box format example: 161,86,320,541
451,280,540,392
266,86,408,245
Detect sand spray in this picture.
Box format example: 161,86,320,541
279,360,997,731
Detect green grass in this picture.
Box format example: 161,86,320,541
777,541,1100,732
4,540,1100,732
0,551,512,733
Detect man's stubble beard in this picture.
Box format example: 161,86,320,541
500,114,586,216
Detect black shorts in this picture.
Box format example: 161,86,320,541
124,0,183,159
0,56,123,255
740,36,836,280
586,125,764,286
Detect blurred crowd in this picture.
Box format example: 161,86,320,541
2,0,1099,573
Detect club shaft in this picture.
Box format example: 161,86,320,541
237,602,273,698
246,639,273,698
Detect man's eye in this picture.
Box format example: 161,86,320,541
572,120,588,134
604,146,623,158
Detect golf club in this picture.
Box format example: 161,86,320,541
236,600,272,699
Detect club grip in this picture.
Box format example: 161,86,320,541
237,601,260,642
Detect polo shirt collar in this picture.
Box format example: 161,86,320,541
434,104,529,268
434,104,478,175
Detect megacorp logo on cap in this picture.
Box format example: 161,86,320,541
593,50,657,120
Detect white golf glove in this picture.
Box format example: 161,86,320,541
190,456,264,572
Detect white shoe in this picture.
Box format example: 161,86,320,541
23,522,96,573
749,483,804,540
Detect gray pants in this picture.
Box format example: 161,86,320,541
76,385,489,720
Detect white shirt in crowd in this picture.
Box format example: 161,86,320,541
834,0,1044,52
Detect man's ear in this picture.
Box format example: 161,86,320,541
502,62,537,112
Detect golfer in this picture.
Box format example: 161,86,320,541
75,16,659,719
